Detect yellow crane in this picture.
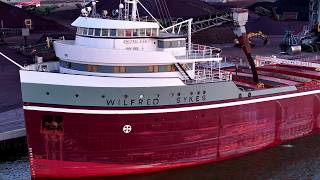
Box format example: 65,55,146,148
234,31,269,47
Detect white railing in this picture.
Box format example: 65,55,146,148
188,44,221,59
176,44,221,60
186,61,232,84
255,55,320,68
193,69,232,83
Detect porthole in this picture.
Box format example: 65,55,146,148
239,93,242,98
190,92,193,95
139,95,144,99
177,92,181,96
124,94,128,99
197,91,200,95
248,92,252,98
101,95,105,98
203,91,206,94
46,92,50,95
75,94,79,98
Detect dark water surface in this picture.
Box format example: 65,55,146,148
1,135,320,180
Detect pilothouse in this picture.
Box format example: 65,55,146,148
50,0,231,84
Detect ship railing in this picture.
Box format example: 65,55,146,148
100,15,161,23
255,55,320,68
190,70,232,84
187,61,232,84
184,43,221,60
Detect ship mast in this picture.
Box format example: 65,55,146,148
123,0,139,21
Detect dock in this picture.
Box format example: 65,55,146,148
0,108,25,142
0,46,29,145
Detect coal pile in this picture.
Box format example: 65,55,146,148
192,25,235,44
249,0,309,21
246,15,307,35
0,2,70,32
96,0,222,19
46,9,80,28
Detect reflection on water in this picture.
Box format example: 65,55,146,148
1,135,320,180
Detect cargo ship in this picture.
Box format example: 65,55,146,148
13,0,320,178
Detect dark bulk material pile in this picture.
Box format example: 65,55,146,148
95,0,235,44
249,0,310,21
246,16,307,35
0,2,69,32
96,0,221,19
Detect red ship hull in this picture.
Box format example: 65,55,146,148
24,92,320,178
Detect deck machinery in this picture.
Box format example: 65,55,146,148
297,0,320,52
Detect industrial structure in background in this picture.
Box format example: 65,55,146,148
300,0,320,52
281,0,320,54
0,0,41,7
0,0,87,7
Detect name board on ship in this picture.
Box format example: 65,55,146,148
123,39,148,44
106,98,159,106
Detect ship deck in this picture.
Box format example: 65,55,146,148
229,63,320,90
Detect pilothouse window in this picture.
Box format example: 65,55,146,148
146,29,151,36
94,28,101,36
102,29,109,36
118,29,125,37
77,27,159,38
133,29,139,36
110,29,117,36
139,29,146,36
125,29,133,37
83,28,88,35
77,27,85,35
88,28,94,36
151,28,158,36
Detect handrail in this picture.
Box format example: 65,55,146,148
183,43,221,60
255,55,320,68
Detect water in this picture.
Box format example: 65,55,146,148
1,135,320,180
0,157,29,180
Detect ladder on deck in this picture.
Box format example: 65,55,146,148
175,63,192,80
124,2,130,20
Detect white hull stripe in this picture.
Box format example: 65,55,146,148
23,89,320,115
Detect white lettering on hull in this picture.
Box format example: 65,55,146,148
23,89,320,115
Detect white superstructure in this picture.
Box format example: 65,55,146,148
35,0,231,87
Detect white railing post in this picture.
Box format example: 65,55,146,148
188,19,192,54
